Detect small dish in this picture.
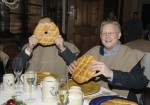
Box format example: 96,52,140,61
68,79,100,96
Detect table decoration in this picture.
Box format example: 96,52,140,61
1,96,26,105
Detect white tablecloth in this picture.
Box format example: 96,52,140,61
0,84,117,105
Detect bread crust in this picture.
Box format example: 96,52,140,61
34,19,60,46
72,55,96,83
101,99,138,105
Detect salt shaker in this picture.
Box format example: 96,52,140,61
68,86,84,105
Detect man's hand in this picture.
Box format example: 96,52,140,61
26,35,38,52
90,61,113,78
55,35,66,51
68,61,77,74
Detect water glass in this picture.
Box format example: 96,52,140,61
25,70,36,103
56,76,69,105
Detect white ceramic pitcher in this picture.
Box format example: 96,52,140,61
2,73,15,92
21,71,37,93
40,76,58,104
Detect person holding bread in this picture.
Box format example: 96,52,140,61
13,17,79,77
67,21,149,103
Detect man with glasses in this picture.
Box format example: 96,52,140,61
66,21,149,103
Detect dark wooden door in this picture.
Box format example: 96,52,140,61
67,0,104,56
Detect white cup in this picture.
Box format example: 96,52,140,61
21,71,37,93
2,73,15,92
40,76,57,104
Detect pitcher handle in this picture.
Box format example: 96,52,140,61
20,74,24,84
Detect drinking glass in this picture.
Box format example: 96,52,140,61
12,56,23,96
25,70,36,103
56,76,69,105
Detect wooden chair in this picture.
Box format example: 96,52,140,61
0,43,19,73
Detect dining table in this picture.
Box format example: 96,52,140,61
0,84,117,105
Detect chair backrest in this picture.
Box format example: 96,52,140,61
125,39,150,87
141,53,150,88
2,43,19,61
0,50,9,73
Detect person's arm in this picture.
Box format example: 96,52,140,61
14,48,32,70
55,36,78,65
15,34,38,67
108,62,149,89
58,47,77,65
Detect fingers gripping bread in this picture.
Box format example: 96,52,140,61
72,55,96,83
34,18,60,46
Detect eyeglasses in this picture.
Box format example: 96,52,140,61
101,32,117,36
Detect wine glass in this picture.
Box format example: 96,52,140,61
25,70,36,103
12,56,23,96
56,76,69,105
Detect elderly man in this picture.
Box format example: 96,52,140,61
67,21,149,103
14,17,79,77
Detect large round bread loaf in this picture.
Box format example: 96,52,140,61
101,99,138,105
72,54,96,83
33,18,60,46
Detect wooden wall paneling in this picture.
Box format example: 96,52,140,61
74,0,82,26
9,2,22,33
28,5,42,15
82,0,88,25
9,0,42,34
21,0,28,34
10,14,22,33
67,0,75,41
10,14,21,22
27,0,42,33
27,16,38,33
87,0,99,26
74,34,81,50
91,34,98,47
98,0,104,23
82,34,90,53
28,0,42,5
10,3,22,13
10,23,22,33
67,0,103,55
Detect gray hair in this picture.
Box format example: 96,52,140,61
100,21,121,33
